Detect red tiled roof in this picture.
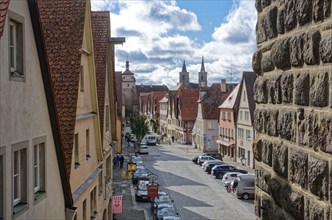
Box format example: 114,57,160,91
36,0,86,178
200,83,237,119
178,85,200,121
91,11,109,146
0,0,10,38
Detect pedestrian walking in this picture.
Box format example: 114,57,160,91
120,155,124,168
116,154,121,168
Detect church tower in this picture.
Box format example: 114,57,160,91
122,59,136,117
198,56,207,88
179,60,189,85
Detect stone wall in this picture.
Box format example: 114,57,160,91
253,0,332,219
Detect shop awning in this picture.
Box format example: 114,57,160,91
216,139,234,147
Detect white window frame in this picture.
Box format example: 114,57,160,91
8,11,25,80
33,140,45,195
13,150,22,205
12,141,27,208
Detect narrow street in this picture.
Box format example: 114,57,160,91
133,143,255,220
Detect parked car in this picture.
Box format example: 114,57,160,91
222,172,243,187
135,180,150,201
131,156,143,164
202,160,223,169
155,203,177,220
132,169,149,185
146,134,157,146
192,152,222,164
204,161,227,174
211,165,237,179
235,174,255,200
197,156,216,165
151,194,173,215
139,144,149,154
162,217,181,220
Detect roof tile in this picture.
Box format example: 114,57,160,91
36,0,86,178
0,0,10,38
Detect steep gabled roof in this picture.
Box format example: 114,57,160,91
218,83,241,109
0,0,10,38
242,71,256,123
91,11,109,146
178,85,200,121
35,0,86,178
199,83,237,119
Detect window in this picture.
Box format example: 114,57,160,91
243,90,246,101
86,129,90,159
127,84,129,87
98,165,103,196
12,145,27,212
105,105,110,132
238,128,244,139
9,16,24,78
83,199,87,220
90,187,97,218
207,122,214,130
222,112,226,120
80,65,84,92
231,129,234,138
246,130,251,140
240,111,243,120
106,156,112,183
245,111,249,121
227,112,231,121
0,154,3,219
33,142,45,199
74,134,80,168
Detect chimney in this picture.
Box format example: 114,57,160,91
221,79,226,92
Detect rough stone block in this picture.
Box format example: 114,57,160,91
267,110,278,137
268,75,282,104
297,0,312,26
310,72,329,107
319,114,332,154
298,110,320,150
320,35,332,63
261,0,271,8
277,8,285,34
313,0,324,22
252,49,263,75
254,77,268,103
261,194,275,219
253,139,262,161
272,39,291,70
256,0,262,13
284,0,297,32
262,52,275,72
305,198,329,220
281,73,293,103
308,156,329,200
257,15,267,43
277,110,296,142
295,73,310,106
283,187,305,219
256,165,271,192
324,0,331,17
262,140,273,166
289,149,308,189
266,6,278,39
304,30,321,65
254,109,266,133
255,193,261,217
272,143,288,178
290,34,304,67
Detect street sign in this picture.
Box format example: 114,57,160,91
147,183,159,199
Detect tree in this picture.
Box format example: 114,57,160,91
129,114,149,144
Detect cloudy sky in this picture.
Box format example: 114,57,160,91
91,0,257,88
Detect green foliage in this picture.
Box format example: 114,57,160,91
130,114,149,142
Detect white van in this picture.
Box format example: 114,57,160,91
146,134,157,146
235,174,255,200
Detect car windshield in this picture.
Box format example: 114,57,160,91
158,207,176,216
138,181,149,190
155,196,172,204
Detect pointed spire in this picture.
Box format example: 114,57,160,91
200,56,205,72
126,56,129,70
182,60,187,72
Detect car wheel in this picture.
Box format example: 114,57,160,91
135,196,139,201
217,174,223,179
242,193,249,200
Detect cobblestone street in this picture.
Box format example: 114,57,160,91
134,143,255,220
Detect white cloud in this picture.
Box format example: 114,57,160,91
91,0,257,88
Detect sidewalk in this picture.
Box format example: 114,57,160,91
112,143,146,220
